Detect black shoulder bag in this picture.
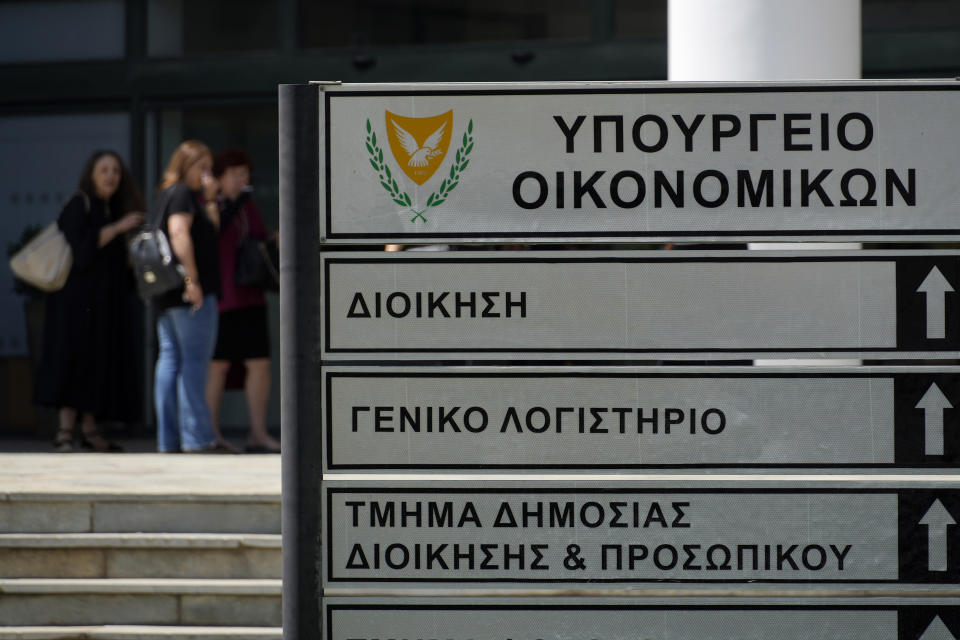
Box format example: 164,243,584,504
234,206,280,292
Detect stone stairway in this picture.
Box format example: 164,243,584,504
0,453,282,639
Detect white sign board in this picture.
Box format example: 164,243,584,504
325,598,960,640
320,81,960,243
322,366,960,471
321,250,960,360
323,480,960,589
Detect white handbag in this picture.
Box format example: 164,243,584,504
9,192,90,293
9,221,73,292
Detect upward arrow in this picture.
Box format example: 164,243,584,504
916,383,953,456
918,267,955,339
918,615,956,640
920,499,957,572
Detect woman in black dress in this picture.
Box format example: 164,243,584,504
35,150,145,452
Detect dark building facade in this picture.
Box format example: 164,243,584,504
1,0,958,432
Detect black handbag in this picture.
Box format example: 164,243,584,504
234,208,279,291
129,188,186,301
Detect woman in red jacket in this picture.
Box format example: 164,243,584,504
205,148,279,453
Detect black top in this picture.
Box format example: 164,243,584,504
153,183,221,311
34,193,141,420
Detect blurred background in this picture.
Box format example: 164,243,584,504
1,0,959,438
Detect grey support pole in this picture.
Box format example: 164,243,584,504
279,83,322,640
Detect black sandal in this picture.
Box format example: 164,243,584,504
53,427,75,453
80,427,124,453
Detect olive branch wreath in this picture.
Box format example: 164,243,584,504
365,119,474,223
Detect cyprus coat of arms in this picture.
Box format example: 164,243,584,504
365,110,474,222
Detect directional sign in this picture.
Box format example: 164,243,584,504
323,481,960,588
325,599,960,640
322,366,960,471
286,84,960,639
320,81,960,244
321,251,960,360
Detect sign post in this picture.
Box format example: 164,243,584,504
281,80,960,640
279,83,322,640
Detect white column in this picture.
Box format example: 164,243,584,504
669,0,862,365
668,0,860,82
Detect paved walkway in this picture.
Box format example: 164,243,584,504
0,448,280,497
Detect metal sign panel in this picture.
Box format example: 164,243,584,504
320,80,960,244
320,250,960,361
323,366,960,471
325,598,960,640
323,480,960,588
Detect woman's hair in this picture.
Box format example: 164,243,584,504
78,150,145,214
212,147,253,179
158,140,212,192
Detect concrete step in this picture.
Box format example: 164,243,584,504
0,626,282,639
0,579,282,627
0,454,280,535
0,534,281,579
0,495,280,535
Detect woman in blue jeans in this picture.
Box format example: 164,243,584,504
153,140,233,453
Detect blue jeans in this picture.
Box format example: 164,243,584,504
155,295,218,452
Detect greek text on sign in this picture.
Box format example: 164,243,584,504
323,482,960,587
322,81,960,243
323,366,960,470
321,250,960,360
324,599,960,640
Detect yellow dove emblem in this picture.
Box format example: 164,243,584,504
385,110,453,185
